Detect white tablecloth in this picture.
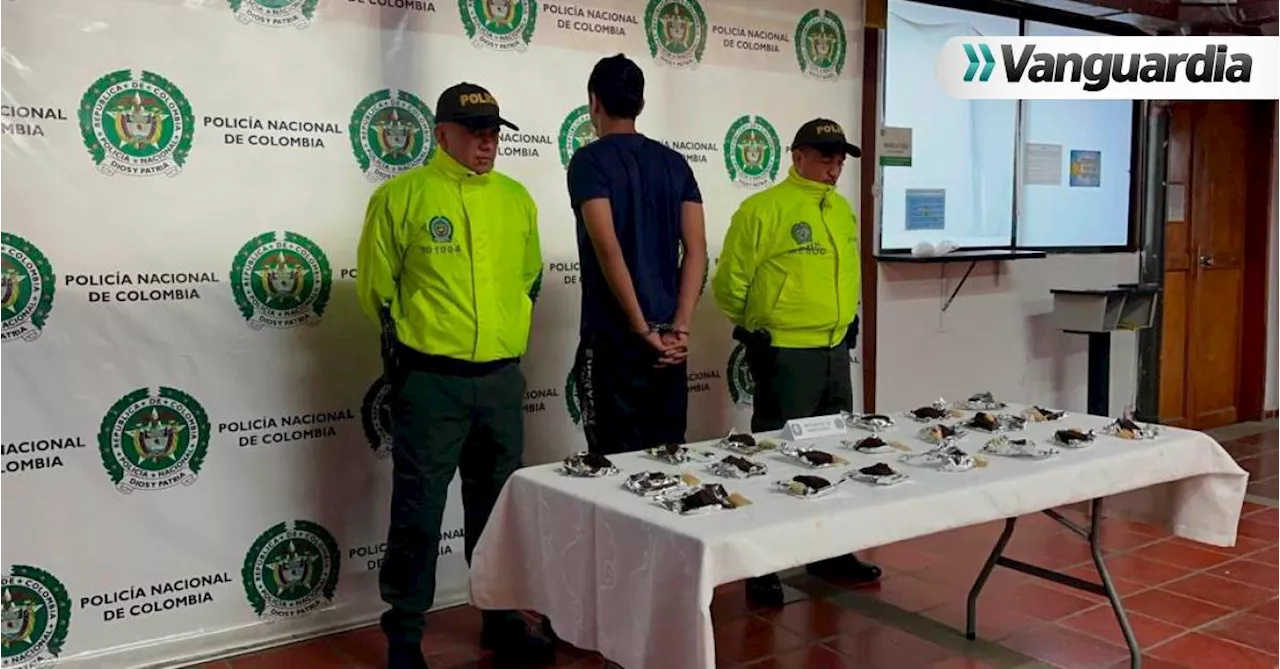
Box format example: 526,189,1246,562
469,407,1248,669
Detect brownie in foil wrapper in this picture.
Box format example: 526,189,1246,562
710,454,768,478
918,423,968,445
901,445,976,472
779,443,847,468
959,391,1007,411
965,412,1027,433
845,462,909,486
842,435,895,454
717,431,776,456
776,474,840,498
657,484,745,515
1050,428,1097,448
847,412,897,432
624,471,684,496
904,399,954,422
646,443,715,464
982,436,1058,460
1103,417,1160,441
561,452,620,477
1023,405,1068,422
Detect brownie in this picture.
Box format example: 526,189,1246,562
723,455,754,471
860,463,896,477
971,412,998,430
800,450,835,465
581,452,613,469
855,436,886,451
726,433,757,447
912,406,948,419
793,475,831,491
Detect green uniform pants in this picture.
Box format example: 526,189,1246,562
379,361,525,644
747,340,853,432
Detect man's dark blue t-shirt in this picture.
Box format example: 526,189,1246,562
566,133,702,335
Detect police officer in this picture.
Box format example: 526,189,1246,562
711,118,881,607
356,82,553,669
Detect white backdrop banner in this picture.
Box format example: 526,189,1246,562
0,0,863,666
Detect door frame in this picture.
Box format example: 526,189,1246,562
1136,100,1276,425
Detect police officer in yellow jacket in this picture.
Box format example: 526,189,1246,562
712,118,880,608
357,83,553,669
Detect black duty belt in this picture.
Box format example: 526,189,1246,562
397,345,517,377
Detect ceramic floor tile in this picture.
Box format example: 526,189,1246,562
753,598,867,640
1058,564,1150,599
229,640,350,669
828,622,955,667
1249,545,1279,566
1122,589,1234,628
863,573,957,613
1246,507,1278,526
1149,632,1280,669
920,600,1047,641
713,615,807,665
327,626,385,667
1161,572,1277,610
1234,518,1279,543
744,643,852,669
996,580,1103,621
1246,598,1278,621
1202,613,1279,655
1131,540,1235,570
1103,656,1190,669
1206,558,1278,591
1095,553,1192,586
1182,533,1276,559
1058,605,1186,648
1002,624,1128,668
926,657,998,669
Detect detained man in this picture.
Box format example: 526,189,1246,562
356,82,554,669
711,118,881,607
567,53,708,454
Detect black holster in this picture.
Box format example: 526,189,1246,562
379,308,403,386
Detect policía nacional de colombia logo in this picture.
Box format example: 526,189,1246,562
228,0,319,29
349,89,436,183
724,115,781,189
242,520,340,620
790,222,813,245
78,70,193,178
361,378,393,459
795,9,848,81
727,342,754,406
2,565,72,669
97,386,211,494
459,0,538,52
1,233,55,344
231,231,332,329
644,0,707,69
557,105,596,169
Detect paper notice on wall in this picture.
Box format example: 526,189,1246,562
1024,143,1063,186
879,126,912,166
1069,150,1102,187
905,189,946,230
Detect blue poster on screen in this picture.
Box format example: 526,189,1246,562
1069,150,1101,187
905,189,946,231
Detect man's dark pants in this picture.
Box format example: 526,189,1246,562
574,330,688,455
379,353,525,644
747,340,853,433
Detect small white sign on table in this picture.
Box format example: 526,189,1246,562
784,414,848,441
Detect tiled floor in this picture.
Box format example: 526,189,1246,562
195,428,1278,669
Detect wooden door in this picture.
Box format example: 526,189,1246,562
1159,101,1273,430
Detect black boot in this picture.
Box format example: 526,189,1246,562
387,641,429,669
745,574,784,608
480,611,557,666
805,554,882,585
